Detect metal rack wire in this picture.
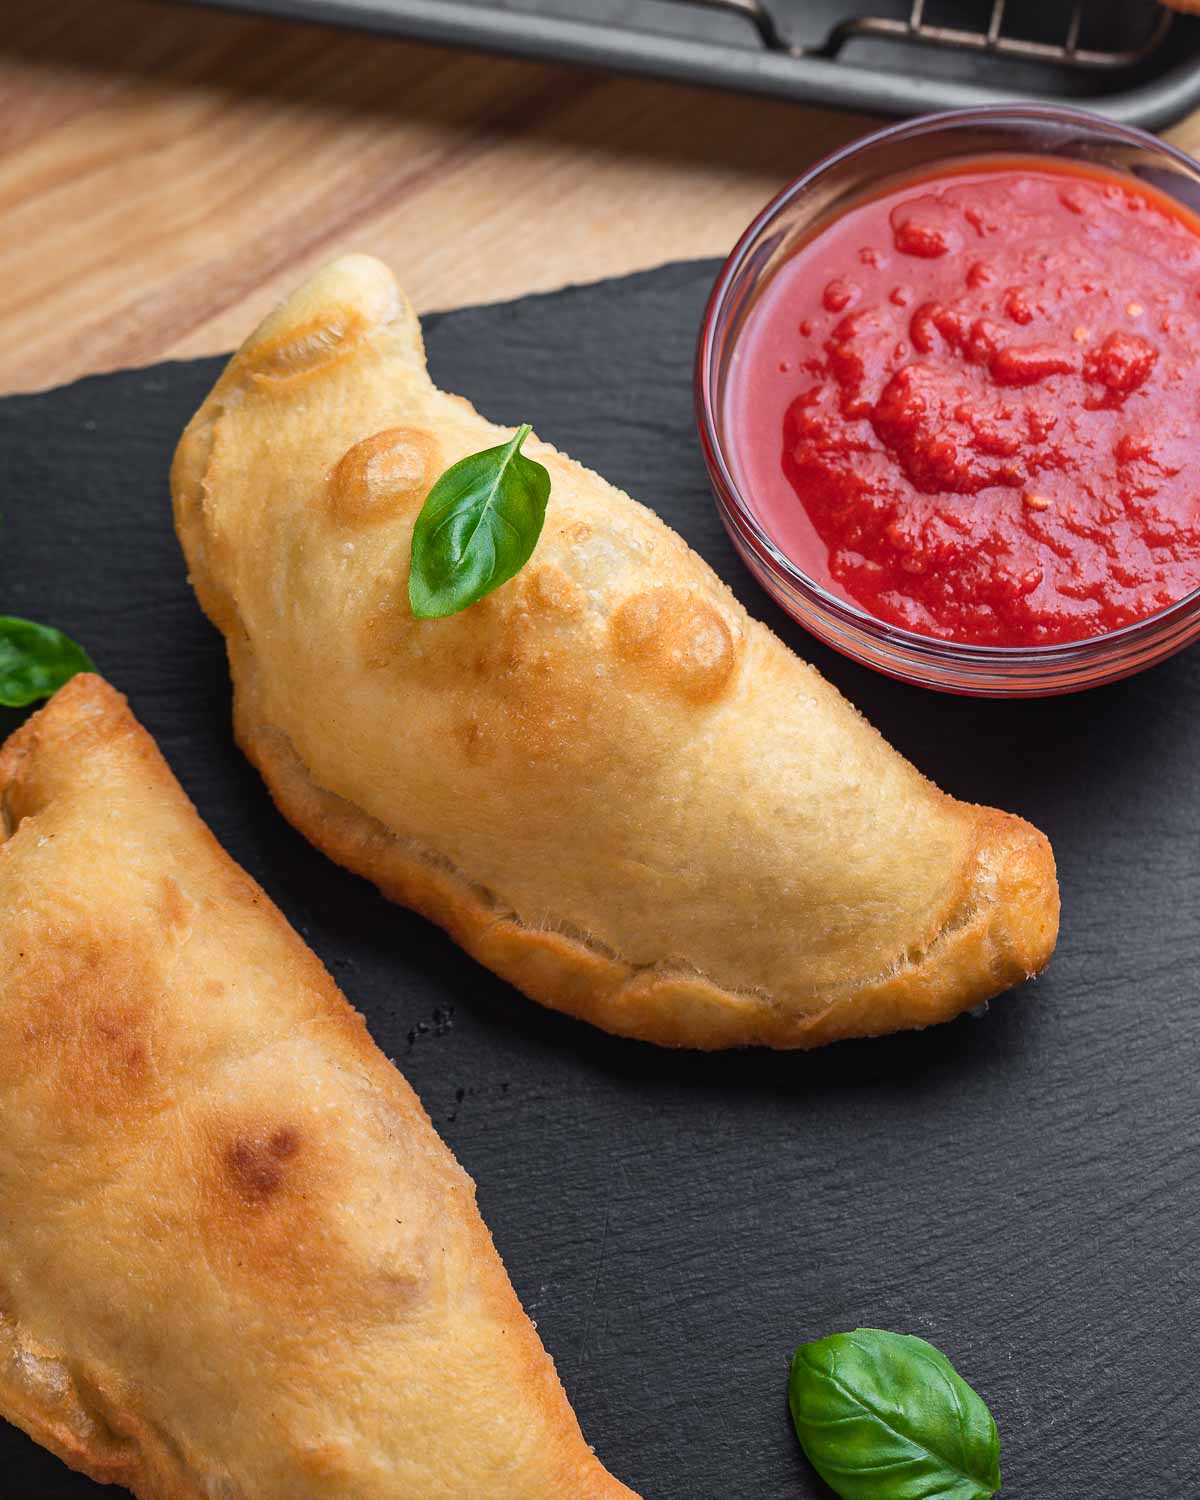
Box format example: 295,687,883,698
823,0,1174,71
694,0,1173,69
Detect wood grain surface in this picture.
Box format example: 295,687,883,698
4,2,1200,397
0,0,874,395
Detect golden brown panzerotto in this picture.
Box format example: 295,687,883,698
0,675,636,1500
172,255,1059,1051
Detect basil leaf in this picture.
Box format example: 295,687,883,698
0,616,94,708
408,423,551,619
789,1328,1001,1500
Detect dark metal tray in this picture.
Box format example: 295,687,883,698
180,0,1200,129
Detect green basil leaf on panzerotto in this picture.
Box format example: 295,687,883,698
408,422,551,619
789,1327,1001,1500
0,617,95,708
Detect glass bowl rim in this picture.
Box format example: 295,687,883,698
694,102,1200,667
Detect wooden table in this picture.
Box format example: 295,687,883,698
3,1,1200,397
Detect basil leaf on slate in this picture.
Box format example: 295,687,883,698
0,616,95,708
789,1328,1001,1500
408,422,551,619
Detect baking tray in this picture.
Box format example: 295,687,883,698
175,0,1200,129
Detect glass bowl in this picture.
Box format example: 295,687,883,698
695,105,1200,697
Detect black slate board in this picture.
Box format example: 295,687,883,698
2,261,1198,1499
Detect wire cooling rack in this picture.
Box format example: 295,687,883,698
177,0,1200,127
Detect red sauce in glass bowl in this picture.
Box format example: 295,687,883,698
725,158,1200,647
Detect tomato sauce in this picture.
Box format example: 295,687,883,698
725,159,1200,646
